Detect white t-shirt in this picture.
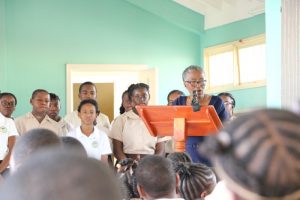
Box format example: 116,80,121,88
0,113,18,160
67,126,112,160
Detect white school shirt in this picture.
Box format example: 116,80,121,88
67,126,112,160
0,113,18,160
15,112,63,136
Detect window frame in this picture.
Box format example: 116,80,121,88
204,34,266,93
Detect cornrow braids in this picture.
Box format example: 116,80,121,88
167,152,192,164
203,108,300,200
175,163,216,200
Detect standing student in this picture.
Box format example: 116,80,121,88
15,89,62,136
218,92,236,121
0,92,17,119
47,93,72,136
0,112,18,177
119,89,133,115
110,83,169,162
67,99,111,162
173,65,228,166
64,81,110,132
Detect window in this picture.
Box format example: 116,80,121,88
204,34,266,93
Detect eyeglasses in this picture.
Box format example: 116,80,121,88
184,80,207,87
133,94,149,100
0,101,16,107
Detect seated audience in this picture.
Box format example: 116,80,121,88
10,128,61,173
175,163,216,200
47,93,72,136
110,83,169,162
167,152,192,164
0,92,17,119
0,112,18,177
203,108,300,200
135,155,182,200
61,136,87,157
15,89,62,136
64,81,110,131
1,149,122,200
67,99,111,162
217,92,236,120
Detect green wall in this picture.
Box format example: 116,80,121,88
0,0,6,89
3,0,202,117
202,14,266,112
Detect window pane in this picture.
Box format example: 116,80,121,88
208,51,234,87
239,44,266,83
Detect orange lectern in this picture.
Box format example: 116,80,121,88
135,105,223,152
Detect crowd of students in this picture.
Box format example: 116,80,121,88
0,65,299,200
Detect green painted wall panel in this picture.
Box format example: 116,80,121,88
203,14,266,111
4,0,201,117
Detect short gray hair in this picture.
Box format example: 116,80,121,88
182,65,204,81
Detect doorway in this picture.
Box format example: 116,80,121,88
66,64,157,121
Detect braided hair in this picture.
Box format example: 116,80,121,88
203,108,300,200
175,163,216,200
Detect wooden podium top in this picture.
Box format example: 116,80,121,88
135,105,223,137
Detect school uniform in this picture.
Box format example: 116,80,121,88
110,110,170,155
15,112,62,136
64,111,110,131
57,118,72,136
67,126,111,160
0,113,18,161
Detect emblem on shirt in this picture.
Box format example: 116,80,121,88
0,126,8,134
92,141,99,148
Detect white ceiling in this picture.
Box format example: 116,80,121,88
174,0,265,29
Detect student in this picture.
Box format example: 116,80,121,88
64,81,110,131
203,109,300,200
0,112,18,177
217,92,236,120
1,149,122,200
0,92,18,119
15,89,62,136
167,90,184,106
173,65,228,166
135,155,183,200
61,136,87,157
110,83,169,162
67,99,111,162
47,93,72,136
119,89,133,115
10,128,61,173
175,163,216,200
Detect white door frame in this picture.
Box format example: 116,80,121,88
66,64,157,117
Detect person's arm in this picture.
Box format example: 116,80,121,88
154,141,165,156
113,139,127,161
0,136,16,173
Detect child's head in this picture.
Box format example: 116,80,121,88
175,163,216,200
167,152,192,164
30,89,50,114
128,83,150,107
77,99,99,126
78,81,97,101
204,108,300,200
48,93,61,120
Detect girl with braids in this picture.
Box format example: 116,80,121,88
174,162,216,200
110,83,169,162
203,108,300,200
